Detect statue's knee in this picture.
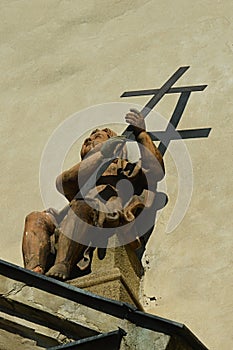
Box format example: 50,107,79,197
25,211,54,232
25,211,56,238
25,211,44,224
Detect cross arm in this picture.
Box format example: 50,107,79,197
148,128,211,141
121,85,207,98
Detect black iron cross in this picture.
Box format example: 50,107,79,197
77,66,211,199
121,66,211,156
57,67,211,221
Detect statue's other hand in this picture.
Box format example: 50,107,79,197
125,109,146,132
101,136,126,158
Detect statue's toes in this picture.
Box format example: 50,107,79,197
46,264,69,281
55,272,66,280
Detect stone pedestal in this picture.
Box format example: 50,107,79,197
68,237,144,309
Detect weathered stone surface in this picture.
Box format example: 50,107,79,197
0,329,44,350
0,273,198,350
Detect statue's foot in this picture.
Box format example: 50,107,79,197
32,266,44,274
46,263,69,281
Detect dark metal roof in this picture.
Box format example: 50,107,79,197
0,259,208,350
48,329,126,350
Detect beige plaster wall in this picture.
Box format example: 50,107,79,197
0,1,232,349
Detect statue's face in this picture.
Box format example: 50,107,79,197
81,129,110,158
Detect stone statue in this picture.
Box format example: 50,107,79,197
22,109,165,280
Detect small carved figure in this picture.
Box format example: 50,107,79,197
22,109,165,280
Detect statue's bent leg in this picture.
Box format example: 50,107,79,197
22,211,56,274
46,200,94,281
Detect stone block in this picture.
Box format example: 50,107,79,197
68,236,144,308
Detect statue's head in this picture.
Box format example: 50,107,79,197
80,128,117,159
